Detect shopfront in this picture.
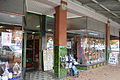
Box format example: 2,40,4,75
0,13,23,80
24,13,54,71
108,26,119,65
0,0,25,79
67,17,107,70
76,30,106,70
0,11,55,79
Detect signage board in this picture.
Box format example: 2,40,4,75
108,52,119,65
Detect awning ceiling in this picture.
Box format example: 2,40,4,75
0,0,24,15
75,0,120,24
0,13,22,26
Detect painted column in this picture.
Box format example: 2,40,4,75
23,32,27,79
106,21,110,62
54,0,67,78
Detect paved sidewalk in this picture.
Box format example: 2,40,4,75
25,65,120,80
65,65,120,80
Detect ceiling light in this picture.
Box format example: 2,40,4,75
0,26,3,28
36,25,40,28
47,15,54,18
89,33,98,36
6,29,12,32
79,30,86,32
92,0,99,4
48,29,52,31
32,32,35,34
9,15,16,18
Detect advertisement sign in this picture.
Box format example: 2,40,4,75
108,52,119,65
1,32,12,45
43,50,54,71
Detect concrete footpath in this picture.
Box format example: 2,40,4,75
65,65,120,80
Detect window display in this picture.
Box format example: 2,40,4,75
0,27,23,80
77,35,106,65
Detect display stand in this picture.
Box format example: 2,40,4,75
76,35,106,70
76,62,106,70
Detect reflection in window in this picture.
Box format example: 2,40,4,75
25,13,41,31
46,16,54,32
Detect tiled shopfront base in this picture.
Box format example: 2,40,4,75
54,46,67,78
76,62,106,70
25,62,107,80
25,70,62,80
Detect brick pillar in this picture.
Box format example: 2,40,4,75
106,22,110,62
54,2,67,78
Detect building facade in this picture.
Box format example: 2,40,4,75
0,0,120,79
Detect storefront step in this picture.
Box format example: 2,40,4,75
76,62,107,70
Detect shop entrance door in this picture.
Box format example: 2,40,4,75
26,32,41,71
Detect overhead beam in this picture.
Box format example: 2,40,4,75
108,16,120,19
83,1,117,5
68,0,120,28
34,0,120,28
97,11,120,13
91,0,120,24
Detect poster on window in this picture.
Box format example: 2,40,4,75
1,32,12,46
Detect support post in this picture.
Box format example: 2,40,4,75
106,22,110,63
22,32,27,79
54,4,67,78
41,15,47,71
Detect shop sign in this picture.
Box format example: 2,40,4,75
108,52,119,65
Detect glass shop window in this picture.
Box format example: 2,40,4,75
77,30,106,65
0,25,23,80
